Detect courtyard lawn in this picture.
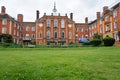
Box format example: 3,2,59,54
0,47,120,80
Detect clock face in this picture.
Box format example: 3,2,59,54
39,23,43,27
68,24,72,28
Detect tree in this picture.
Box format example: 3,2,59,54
118,30,120,42
93,33,101,39
0,34,13,43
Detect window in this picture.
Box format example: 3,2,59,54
106,24,110,32
14,30,16,35
46,31,50,38
100,19,102,24
2,19,7,25
20,26,23,31
80,28,83,32
17,25,20,29
32,34,35,38
46,19,50,27
75,27,78,32
54,19,58,27
32,27,35,31
114,21,118,29
40,32,42,38
100,26,103,33
61,32,64,38
2,28,6,34
26,26,30,31
17,31,19,36
26,34,29,37
20,33,23,38
14,22,16,27
54,32,57,38
69,32,72,39
114,33,119,41
61,19,65,28
113,10,117,18
105,16,109,21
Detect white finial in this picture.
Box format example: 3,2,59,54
52,2,57,15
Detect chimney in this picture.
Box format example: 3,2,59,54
17,14,23,22
70,13,73,20
1,6,6,14
36,10,39,20
97,12,101,19
103,6,108,12
85,17,88,23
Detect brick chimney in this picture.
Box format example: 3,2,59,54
36,10,39,20
103,6,108,12
70,13,73,20
17,14,23,22
97,12,101,19
85,17,88,23
1,6,6,14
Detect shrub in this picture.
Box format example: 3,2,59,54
90,39,102,46
83,42,91,45
103,36,115,46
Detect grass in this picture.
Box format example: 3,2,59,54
0,47,120,80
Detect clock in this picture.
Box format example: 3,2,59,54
39,23,43,27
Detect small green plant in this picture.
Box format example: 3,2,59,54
103,35,115,46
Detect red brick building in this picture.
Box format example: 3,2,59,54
0,2,120,45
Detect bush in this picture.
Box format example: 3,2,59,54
90,39,102,46
103,36,115,46
83,42,91,46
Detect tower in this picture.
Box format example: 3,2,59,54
52,2,57,15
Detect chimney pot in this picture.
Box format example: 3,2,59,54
85,17,88,23
70,13,73,20
17,14,23,22
1,6,6,14
36,10,39,20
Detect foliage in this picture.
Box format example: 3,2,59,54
0,34,13,43
0,43,22,48
103,36,115,46
93,33,101,39
90,39,102,46
118,30,120,41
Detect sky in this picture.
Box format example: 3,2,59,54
0,0,119,23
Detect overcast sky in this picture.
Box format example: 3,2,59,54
0,0,119,23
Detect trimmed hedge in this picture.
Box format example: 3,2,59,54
90,39,102,46
103,36,115,46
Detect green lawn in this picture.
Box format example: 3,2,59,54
0,47,120,80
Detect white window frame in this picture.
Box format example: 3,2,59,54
54,19,58,27
2,19,7,25
2,28,6,34
61,19,65,28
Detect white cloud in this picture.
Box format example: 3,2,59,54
0,0,119,22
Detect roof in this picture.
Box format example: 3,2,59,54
111,2,120,9
0,14,16,21
21,22,36,26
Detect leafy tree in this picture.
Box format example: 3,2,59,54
93,33,101,39
118,30,120,41
0,34,13,43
